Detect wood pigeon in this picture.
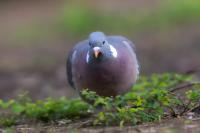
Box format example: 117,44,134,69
67,31,139,97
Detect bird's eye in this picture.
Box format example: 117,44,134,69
102,41,105,45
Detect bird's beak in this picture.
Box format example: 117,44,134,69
93,47,101,58
94,50,100,58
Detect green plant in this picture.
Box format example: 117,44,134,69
0,73,199,127
0,96,91,124
0,116,16,127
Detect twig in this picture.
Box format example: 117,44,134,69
180,101,191,116
182,104,200,116
170,82,200,92
167,106,177,117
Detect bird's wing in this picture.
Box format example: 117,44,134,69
66,40,89,89
107,35,140,76
66,47,76,89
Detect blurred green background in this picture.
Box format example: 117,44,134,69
0,0,199,100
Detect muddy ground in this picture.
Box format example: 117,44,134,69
1,118,200,133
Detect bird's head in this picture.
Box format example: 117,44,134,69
86,31,118,63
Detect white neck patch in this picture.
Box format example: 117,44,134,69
109,44,118,58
